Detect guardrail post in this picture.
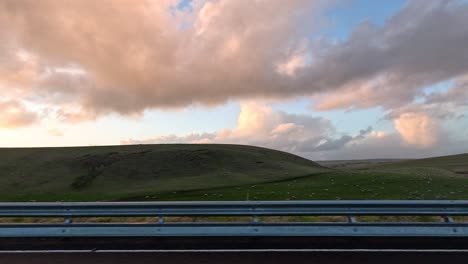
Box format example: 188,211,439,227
347,216,357,223
158,216,165,224
252,215,259,223
64,216,73,224
442,216,454,223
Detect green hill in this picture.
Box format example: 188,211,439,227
1,144,467,202
0,144,327,201
380,153,468,175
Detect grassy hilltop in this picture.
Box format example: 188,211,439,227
0,144,467,201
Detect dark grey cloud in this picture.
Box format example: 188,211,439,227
425,78,468,106
310,0,468,110
314,133,468,160
385,76,468,123
298,126,372,152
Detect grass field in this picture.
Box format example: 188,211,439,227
0,144,467,201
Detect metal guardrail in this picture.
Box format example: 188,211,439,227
0,201,468,238
2,200,468,217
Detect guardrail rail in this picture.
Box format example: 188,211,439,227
0,201,468,237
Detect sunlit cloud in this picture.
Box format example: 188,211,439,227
3,0,467,118
394,112,439,147
0,100,37,128
122,101,382,159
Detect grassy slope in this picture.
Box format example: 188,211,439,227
378,153,468,174
0,144,326,201
143,153,468,201
1,144,467,202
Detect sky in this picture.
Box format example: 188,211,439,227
0,0,467,160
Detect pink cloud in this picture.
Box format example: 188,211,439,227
394,112,439,147
1,0,466,122
121,101,468,159
0,100,37,128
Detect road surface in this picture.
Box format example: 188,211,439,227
2,250,468,264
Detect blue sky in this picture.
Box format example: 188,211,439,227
322,0,408,40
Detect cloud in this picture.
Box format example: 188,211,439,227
122,132,217,145
0,100,38,128
319,132,468,160
425,77,468,106
276,54,309,77
122,102,387,158
384,75,468,132
121,101,468,160
394,112,439,147
0,0,328,118
311,0,468,111
1,0,467,121
123,101,334,151
302,126,372,152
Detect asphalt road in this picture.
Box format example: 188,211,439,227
3,236,468,263
2,250,468,264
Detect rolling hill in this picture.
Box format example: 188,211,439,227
0,144,327,201
379,153,468,175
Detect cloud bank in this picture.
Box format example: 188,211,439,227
122,101,467,160
1,0,467,119
123,101,335,154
